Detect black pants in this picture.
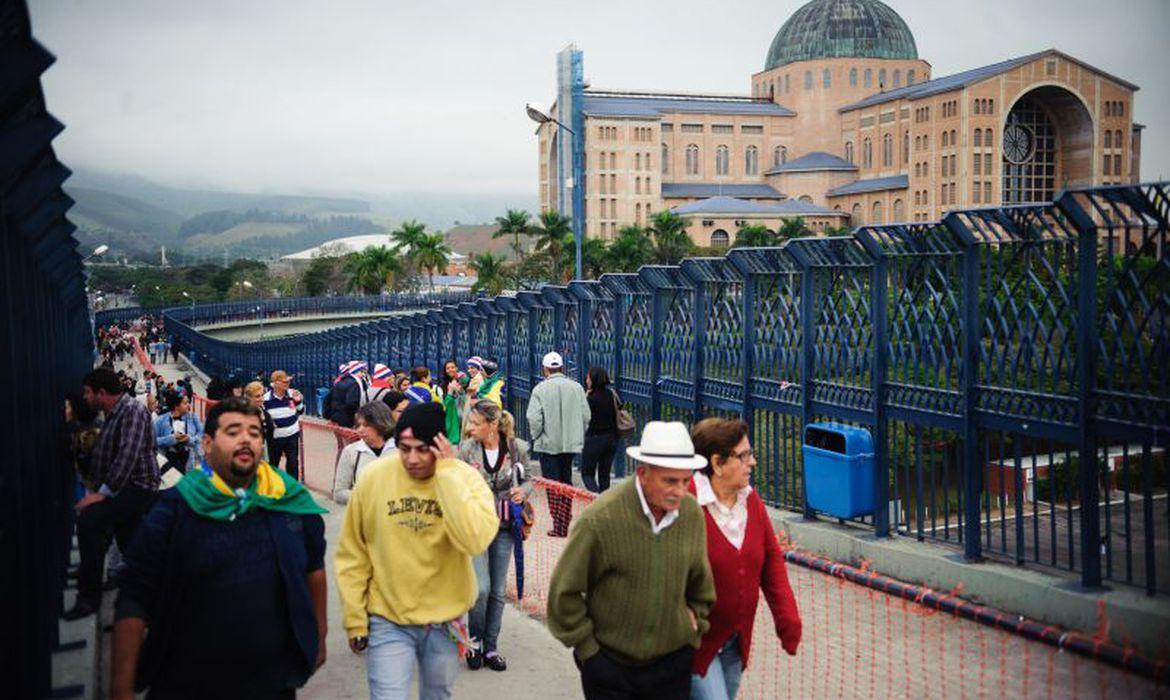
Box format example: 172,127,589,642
76,485,157,605
268,435,301,481
581,433,617,493
578,645,693,700
539,452,576,536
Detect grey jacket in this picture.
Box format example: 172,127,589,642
457,435,535,504
332,438,391,505
526,372,590,455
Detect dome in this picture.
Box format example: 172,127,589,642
765,0,918,70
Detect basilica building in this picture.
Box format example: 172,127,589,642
536,0,1141,247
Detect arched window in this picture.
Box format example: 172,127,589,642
903,131,909,163
661,143,669,174
610,173,616,192
715,145,729,175
863,138,873,168
849,68,858,86
872,200,884,224
915,135,921,150
804,71,813,90
635,203,641,224
942,131,949,148
635,177,641,194
600,173,607,194
852,203,864,225
914,191,921,206
941,183,948,205
823,68,831,88
745,145,759,176
784,74,790,93
1104,130,1112,149
610,153,617,169
710,229,730,248
864,68,872,88
635,153,642,170
893,198,904,222
773,145,788,167
974,129,982,148
878,69,887,88
950,129,956,146
1115,129,1123,148
686,144,700,175
893,69,901,87
844,141,854,163
907,69,915,85
882,133,893,167
915,162,921,177
798,195,813,203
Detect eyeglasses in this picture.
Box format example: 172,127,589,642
732,448,754,462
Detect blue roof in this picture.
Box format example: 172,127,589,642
840,52,1046,112
765,151,857,174
826,174,909,197
661,183,785,199
773,198,845,216
581,92,794,118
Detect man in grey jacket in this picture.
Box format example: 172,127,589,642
526,351,590,537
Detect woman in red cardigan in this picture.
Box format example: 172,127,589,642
688,418,802,699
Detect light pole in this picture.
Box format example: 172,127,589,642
526,102,582,281
82,244,109,263
181,291,195,318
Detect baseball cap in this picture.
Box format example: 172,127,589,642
542,351,563,369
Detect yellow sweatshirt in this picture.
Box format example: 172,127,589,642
335,453,498,636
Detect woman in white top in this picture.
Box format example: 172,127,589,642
331,401,395,505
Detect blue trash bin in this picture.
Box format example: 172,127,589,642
316,387,330,417
803,422,875,518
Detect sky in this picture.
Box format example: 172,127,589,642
30,0,1170,200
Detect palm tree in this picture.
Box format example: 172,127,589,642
777,216,810,240
469,252,513,296
413,233,452,291
579,236,609,279
493,209,532,260
733,224,775,248
824,224,853,236
607,225,653,272
530,210,573,281
648,210,695,264
342,246,402,293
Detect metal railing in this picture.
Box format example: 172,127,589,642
169,183,1169,597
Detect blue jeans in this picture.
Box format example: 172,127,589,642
470,529,513,653
367,615,459,700
690,635,743,700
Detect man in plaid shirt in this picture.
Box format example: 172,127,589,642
63,368,161,620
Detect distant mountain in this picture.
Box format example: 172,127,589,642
65,186,184,241
367,192,537,231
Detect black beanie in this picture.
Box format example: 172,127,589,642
394,401,445,445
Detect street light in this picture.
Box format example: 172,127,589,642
525,102,582,280
82,244,109,263
181,291,195,317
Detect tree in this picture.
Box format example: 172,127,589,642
648,210,696,264
530,210,573,282
607,225,654,272
343,246,403,294
733,223,775,248
777,216,810,240
414,233,452,291
302,255,346,296
470,253,513,296
390,219,428,255
824,224,853,236
579,236,610,279
493,209,532,260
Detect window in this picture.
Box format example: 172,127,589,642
635,177,641,194
1104,154,1113,176
784,74,790,93
950,129,956,146
907,70,916,85
940,155,948,177
893,69,901,87
915,136,921,150
845,141,854,163
1115,130,1123,148
941,184,947,205
610,153,617,169
610,174,616,192
715,145,729,175
823,68,831,88
661,123,673,133
882,133,893,167
710,230,730,248
973,182,981,204
949,184,956,205
774,145,788,167
942,131,949,148
686,144,700,175
974,129,982,148
851,203,863,225
915,191,921,206
984,181,991,202
864,69,872,88
1115,153,1122,176
893,198,904,221
863,138,873,168
681,123,703,133
745,145,759,175
741,125,764,134
661,143,669,174
984,153,991,175
903,131,909,163
1046,60,1057,76
635,203,641,225
635,153,642,170
950,154,957,176
984,128,992,146
804,71,813,90
712,124,733,134
878,69,887,88
872,201,883,224
599,173,607,194
850,68,858,87
974,154,982,175
915,162,921,177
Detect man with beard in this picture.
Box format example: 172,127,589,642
110,397,328,699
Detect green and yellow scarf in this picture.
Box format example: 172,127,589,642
176,461,326,522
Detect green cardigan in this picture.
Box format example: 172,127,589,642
547,478,715,663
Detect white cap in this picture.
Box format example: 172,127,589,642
626,421,707,471
542,351,564,369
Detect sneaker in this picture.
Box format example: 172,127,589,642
484,652,507,672
466,649,483,670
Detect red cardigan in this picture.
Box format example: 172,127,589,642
689,481,802,675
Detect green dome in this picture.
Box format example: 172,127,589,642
765,0,918,70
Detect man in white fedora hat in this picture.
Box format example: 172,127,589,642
547,421,715,700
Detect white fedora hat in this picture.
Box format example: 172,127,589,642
626,421,707,471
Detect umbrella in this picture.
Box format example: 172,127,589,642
509,501,526,600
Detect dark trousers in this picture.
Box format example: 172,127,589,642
539,452,576,536
76,485,156,605
267,435,301,481
581,433,617,493
578,645,693,700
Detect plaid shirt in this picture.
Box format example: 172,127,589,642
92,393,160,493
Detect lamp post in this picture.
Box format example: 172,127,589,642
526,102,582,281
82,244,109,263
181,291,195,318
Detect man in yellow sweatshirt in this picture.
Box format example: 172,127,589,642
336,402,498,699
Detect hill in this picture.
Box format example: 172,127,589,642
65,186,184,240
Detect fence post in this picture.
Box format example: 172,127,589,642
577,294,592,381
692,280,707,423
955,222,984,562
798,258,816,520
741,271,756,436
650,288,664,420
871,244,890,538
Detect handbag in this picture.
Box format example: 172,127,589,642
511,442,535,540
612,389,636,438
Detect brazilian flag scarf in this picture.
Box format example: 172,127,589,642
176,460,327,522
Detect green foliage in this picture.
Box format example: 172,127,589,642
493,209,532,259
414,233,453,290
470,253,513,296
648,210,695,264
607,225,653,272
733,224,775,248
302,255,348,296
777,216,810,240
343,246,403,294
530,210,573,282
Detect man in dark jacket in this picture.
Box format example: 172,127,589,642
323,361,363,428
110,397,328,699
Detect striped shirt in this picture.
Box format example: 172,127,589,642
263,389,305,439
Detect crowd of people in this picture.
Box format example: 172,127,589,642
63,330,803,700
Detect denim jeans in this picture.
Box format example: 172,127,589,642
367,615,459,700
469,529,513,653
689,635,743,700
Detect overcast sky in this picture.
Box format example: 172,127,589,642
30,0,1170,199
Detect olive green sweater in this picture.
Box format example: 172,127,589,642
547,478,715,663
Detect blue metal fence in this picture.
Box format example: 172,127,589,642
168,183,1169,597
